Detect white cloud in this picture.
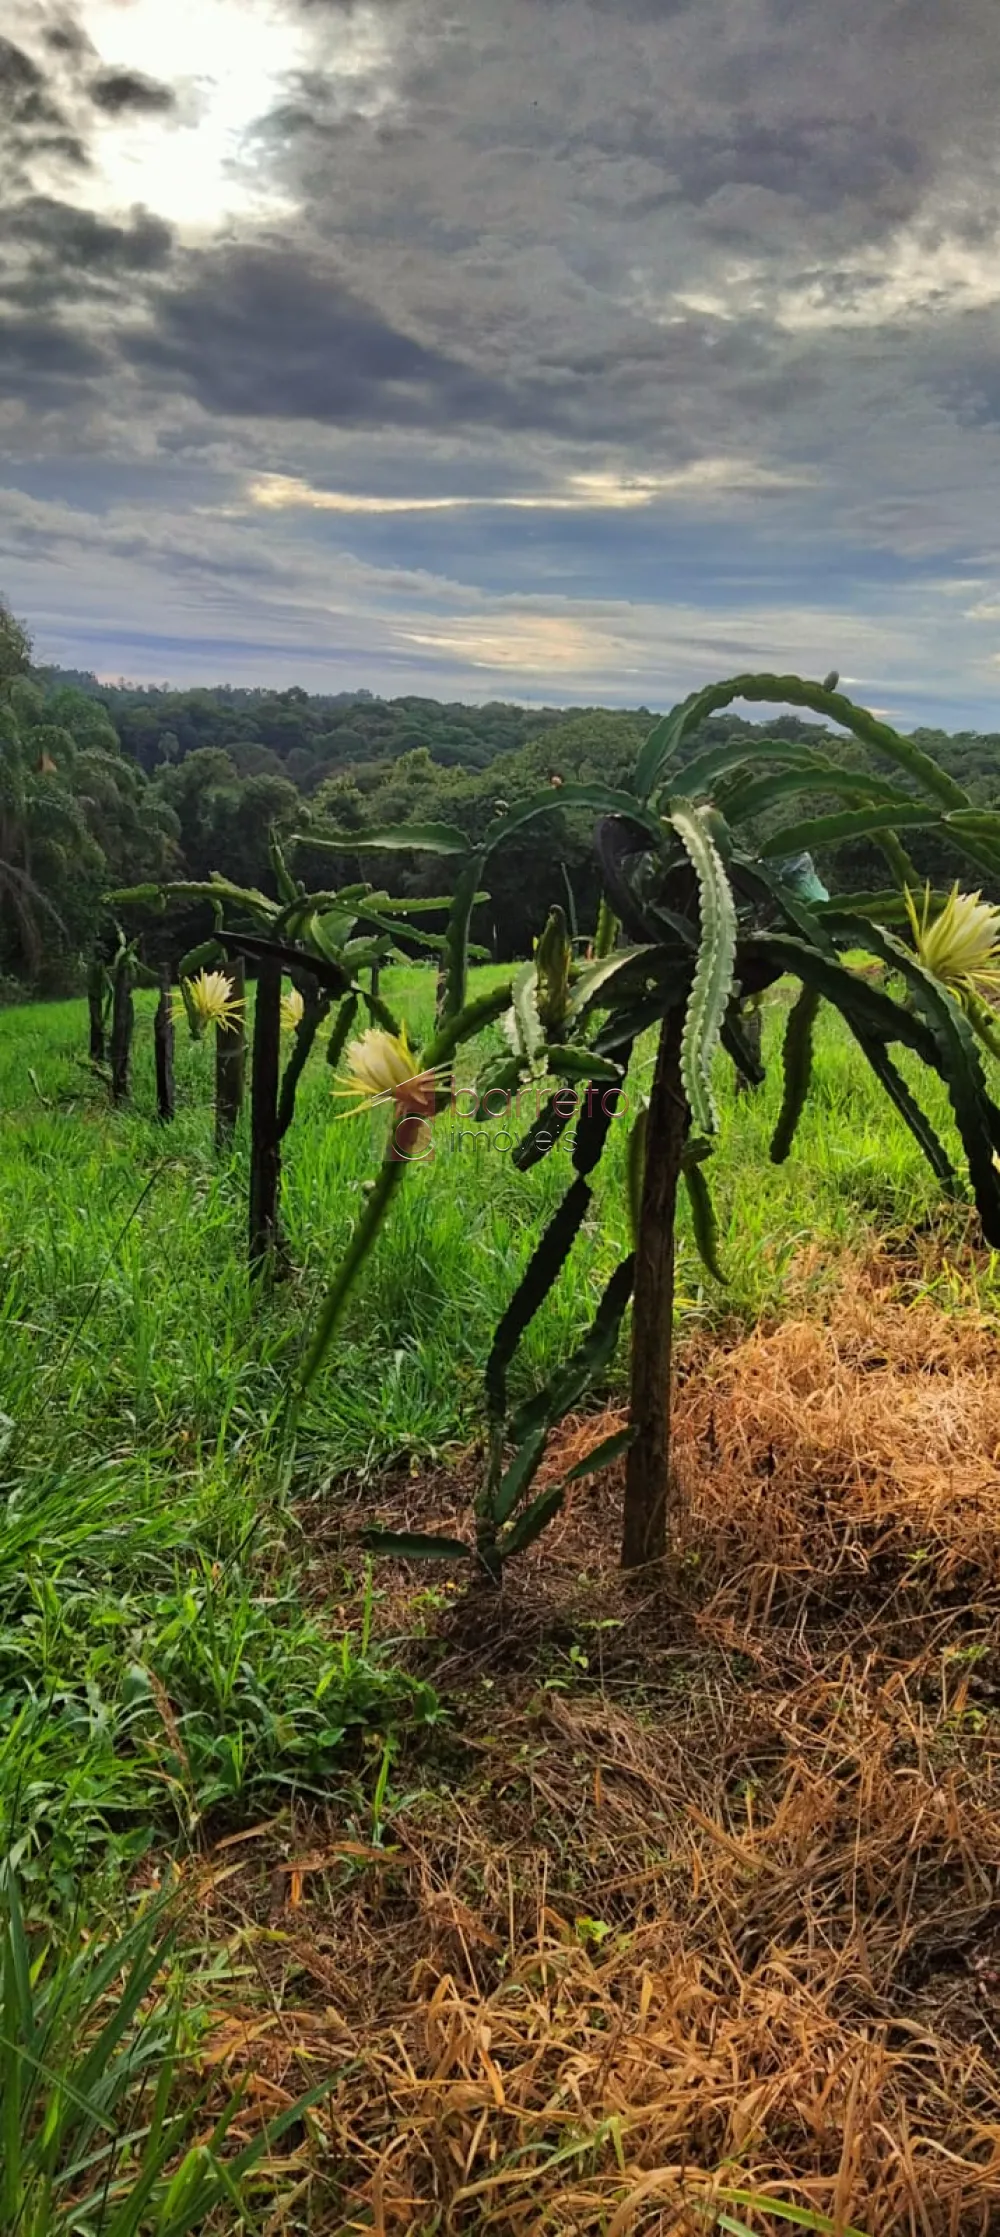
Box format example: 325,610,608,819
82,0,307,231
246,459,818,516
652,213,1000,337
2,474,998,720
7,0,395,236
777,224,1000,331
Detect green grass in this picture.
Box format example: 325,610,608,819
0,1873,320,2236
3,965,998,2226
1,963,999,1899
2,967,995,1462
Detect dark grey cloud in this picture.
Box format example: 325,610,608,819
1,0,993,476
124,233,800,455
285,0,407,12
0,33,88,187
0,314,107,398
666,117,926,222
88,68,176,117
527,0,695,16
0,33,65,125
8,197,173,271
247,0,998,392
0,15,176,343
127,241,583,434
1,196,174,320
41,14,92,58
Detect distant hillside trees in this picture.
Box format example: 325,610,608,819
0,662,178,989
5,614,999,990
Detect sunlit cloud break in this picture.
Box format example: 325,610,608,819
246,462,817,518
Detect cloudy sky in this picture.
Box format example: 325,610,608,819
4,0,1000,721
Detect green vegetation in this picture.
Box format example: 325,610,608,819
0,963,997,2210
5,612,1000,994
0,1875,318,2235
2,973,999,2224
5,603,1000,2227
0,965,991,1851
278,670,1000,1577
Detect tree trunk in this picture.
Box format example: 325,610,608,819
215,954,246,1149
249,957,282,1272
621,1004,689,1570
154,964,175,1122
109,959,135,1107
87,958,106,1064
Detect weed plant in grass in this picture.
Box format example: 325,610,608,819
1,1538,441,1895
0,1873,321,2235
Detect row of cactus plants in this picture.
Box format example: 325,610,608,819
117,668,1000,1576
111,833,494,1266
283,670,1000,1576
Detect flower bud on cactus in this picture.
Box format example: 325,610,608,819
534,905,573,1037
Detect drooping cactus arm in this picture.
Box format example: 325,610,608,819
635,672,972,811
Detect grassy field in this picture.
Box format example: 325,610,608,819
0,964,981,1467
2,971,1000,2232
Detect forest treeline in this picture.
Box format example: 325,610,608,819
3,595,999,990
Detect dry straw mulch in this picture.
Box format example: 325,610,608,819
192,1252,1000,2234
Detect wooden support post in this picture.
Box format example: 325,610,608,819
87,957,106,1064
109,958,135,1107
154,963,175,1122
621,1005,688,1570
735,999,763,1095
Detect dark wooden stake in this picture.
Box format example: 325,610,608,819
154,963,175,1122
735,998,763,1095
109,957,135,1106
249,955,282,1272
87,956,106,1063
621,1004,689,1571
215,954,246,1149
